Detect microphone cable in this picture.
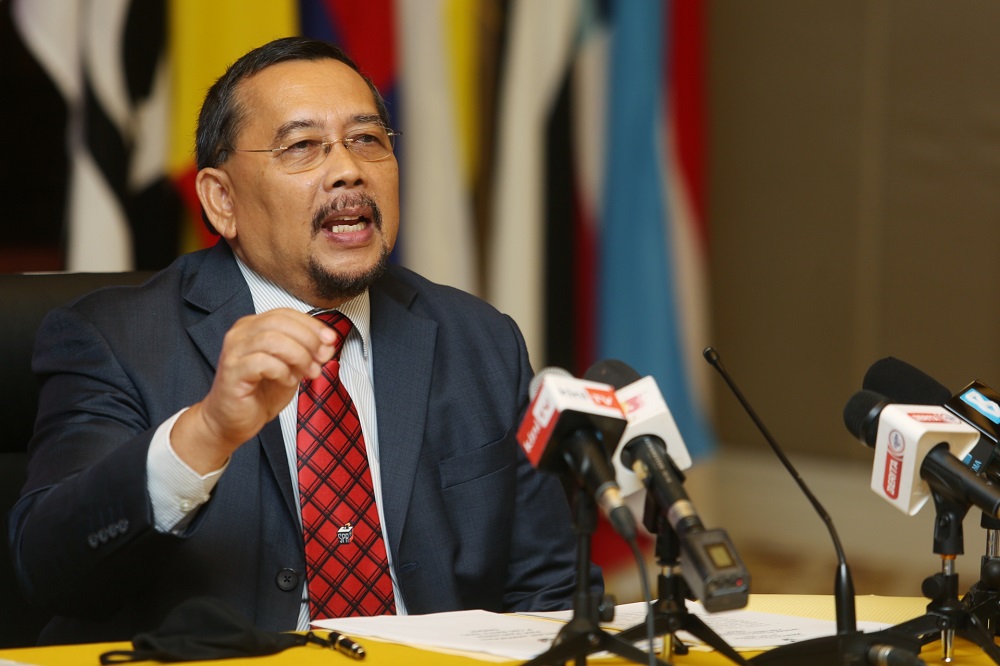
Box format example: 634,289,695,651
629,534,658,666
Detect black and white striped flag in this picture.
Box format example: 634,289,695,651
11,0,180,271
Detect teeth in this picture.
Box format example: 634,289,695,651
328,221,365,233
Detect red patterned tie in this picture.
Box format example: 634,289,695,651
296,311,396,619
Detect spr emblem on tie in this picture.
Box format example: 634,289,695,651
337,523,354,545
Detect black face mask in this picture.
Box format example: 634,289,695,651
99,597,342,663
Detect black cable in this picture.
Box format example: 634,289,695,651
627,536,659,666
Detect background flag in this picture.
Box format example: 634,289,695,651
487,0,581,365
168,0,298,252
12,0,177,271
599,0,713,458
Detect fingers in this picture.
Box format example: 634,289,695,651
220,308,338,384
182,309,346,459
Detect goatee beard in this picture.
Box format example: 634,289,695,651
307,243,390,303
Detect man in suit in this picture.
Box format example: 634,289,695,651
8,37,597,644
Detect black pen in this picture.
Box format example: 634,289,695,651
328,631,366,660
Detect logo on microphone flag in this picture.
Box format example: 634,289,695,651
585,386,618,409
882,430,905,500
960,387,1000,424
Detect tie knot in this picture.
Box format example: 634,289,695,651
312,310,353,358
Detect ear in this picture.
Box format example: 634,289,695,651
196,167,237,239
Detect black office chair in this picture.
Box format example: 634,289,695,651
0,271,154,647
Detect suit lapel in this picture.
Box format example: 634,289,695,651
183,243,250,372
369,274,437,556
181,242,299,523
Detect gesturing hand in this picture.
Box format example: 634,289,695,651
171,308,339,474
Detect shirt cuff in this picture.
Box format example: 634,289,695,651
147,408,228,534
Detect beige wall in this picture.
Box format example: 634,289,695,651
693,1,1000,597
708,1,1000,461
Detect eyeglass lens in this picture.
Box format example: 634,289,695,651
279,127,395,173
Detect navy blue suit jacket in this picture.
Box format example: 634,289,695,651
9,242,593,644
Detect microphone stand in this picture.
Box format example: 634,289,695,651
521,487,670,666
704,348,926,666
616,495,749,665
961,514,1000,635
880,491,1000,664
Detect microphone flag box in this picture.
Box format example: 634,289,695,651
612,376,693,498
517,374,626,471
871,404,979,515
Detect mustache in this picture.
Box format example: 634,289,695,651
311,194,382,234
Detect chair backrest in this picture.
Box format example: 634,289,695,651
0,271,154,647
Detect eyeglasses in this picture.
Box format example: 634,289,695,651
228,125,401,173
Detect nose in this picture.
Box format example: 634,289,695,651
321,141,365,190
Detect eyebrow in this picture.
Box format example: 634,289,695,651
272,114,385,144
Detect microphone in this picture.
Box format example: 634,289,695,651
703,347,857,633
705,348,926,666
583,358,692,498
585,359,749,612
864,357,1000,480
862,356,951,405
516,367,637,541
843,389,1000,518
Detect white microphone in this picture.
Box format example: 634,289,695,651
516,367,636,541
612,374,692,497
843,389,998,516
585,359,749,612
583,359,691,519
584,358,693,515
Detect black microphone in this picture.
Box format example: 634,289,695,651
516,366,637,541
862,357,951,405
864,357,1000,482
704,348,925,666
585,359,749,612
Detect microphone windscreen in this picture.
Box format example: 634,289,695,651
584,359,641,389
843,389,887,447
528,366,571,400
862,357,951,405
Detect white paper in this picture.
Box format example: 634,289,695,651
313,609,564,660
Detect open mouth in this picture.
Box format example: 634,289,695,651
323,214,368,233
314,196,381,237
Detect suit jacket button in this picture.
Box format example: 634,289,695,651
276,569,299,591
87,534,100,549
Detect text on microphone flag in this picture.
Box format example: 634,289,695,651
906,411,961,424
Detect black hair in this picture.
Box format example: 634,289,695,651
196,36,390,171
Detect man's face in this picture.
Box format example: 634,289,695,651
204,58,399,306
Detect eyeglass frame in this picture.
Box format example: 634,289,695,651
222,125,402,172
